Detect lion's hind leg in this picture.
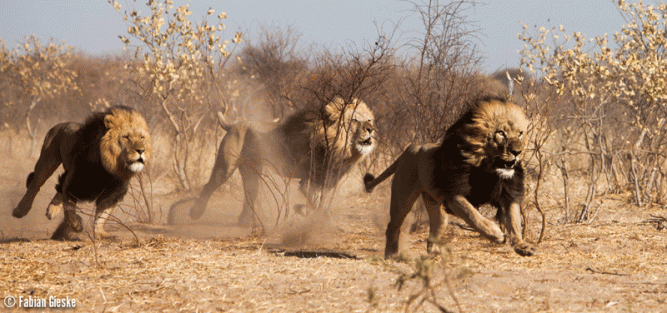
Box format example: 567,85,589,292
384,165,422,259
190,123,247,220
13,126,67,218
422,193,449,254
51,203,83,241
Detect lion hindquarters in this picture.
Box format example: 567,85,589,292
12,124,73,219
363,146,412,193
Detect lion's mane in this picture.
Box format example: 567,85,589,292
279,97,376,186
432,96,529,201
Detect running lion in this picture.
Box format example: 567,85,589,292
184,97,376,226
364,96,536,258
12,106,151,240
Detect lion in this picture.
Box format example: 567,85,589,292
12,106,151,240
183,97,375,226
363,96,536,258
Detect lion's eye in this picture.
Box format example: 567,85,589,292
123,135,130,140
495,131,506,138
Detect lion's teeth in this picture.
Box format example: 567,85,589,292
128,162,145,173
496,168,515,179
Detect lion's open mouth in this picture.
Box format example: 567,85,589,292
493,159,516,179
127,156,146,173
359,137,373,146
493,158,516,169
356,137,374,155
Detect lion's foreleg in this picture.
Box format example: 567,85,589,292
93,205,115,240
445,195,505,244
45,192,64,220
295,179,321,215
502,202,536,256
93,187,127,240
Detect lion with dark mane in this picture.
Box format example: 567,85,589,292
183,97,375,226
12,106,151,240
364,96,536,258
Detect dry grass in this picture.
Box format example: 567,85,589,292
3,186,667,312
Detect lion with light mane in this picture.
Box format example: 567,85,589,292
12,106,151,240
364,96,536,258
184,97,375,226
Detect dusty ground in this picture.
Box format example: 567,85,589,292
2,155,667,312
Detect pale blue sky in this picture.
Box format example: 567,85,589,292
0,0,625,73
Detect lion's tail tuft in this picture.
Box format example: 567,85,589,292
363,173,376,193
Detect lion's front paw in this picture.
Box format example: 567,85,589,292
513,242,537,256
483,227,505,244
46,203,63,220
94,229,117,240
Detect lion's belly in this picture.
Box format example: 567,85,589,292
66,177,108,201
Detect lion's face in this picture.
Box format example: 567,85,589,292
350,111,376,157
323,97,376,160
478,100,528,179
487,121,525,179
100,108,151,176
461,99,528,179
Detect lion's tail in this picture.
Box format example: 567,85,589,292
217,111,236,131
363,154,402,193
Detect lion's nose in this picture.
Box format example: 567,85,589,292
136,148,145,154
509,148,521,157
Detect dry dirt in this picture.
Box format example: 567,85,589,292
1,155,667,312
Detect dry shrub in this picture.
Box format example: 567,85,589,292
519,0,667,223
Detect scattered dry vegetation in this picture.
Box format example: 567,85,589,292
1,0,666,312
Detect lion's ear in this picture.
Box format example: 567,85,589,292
104,114,117,129
324,97,345,122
